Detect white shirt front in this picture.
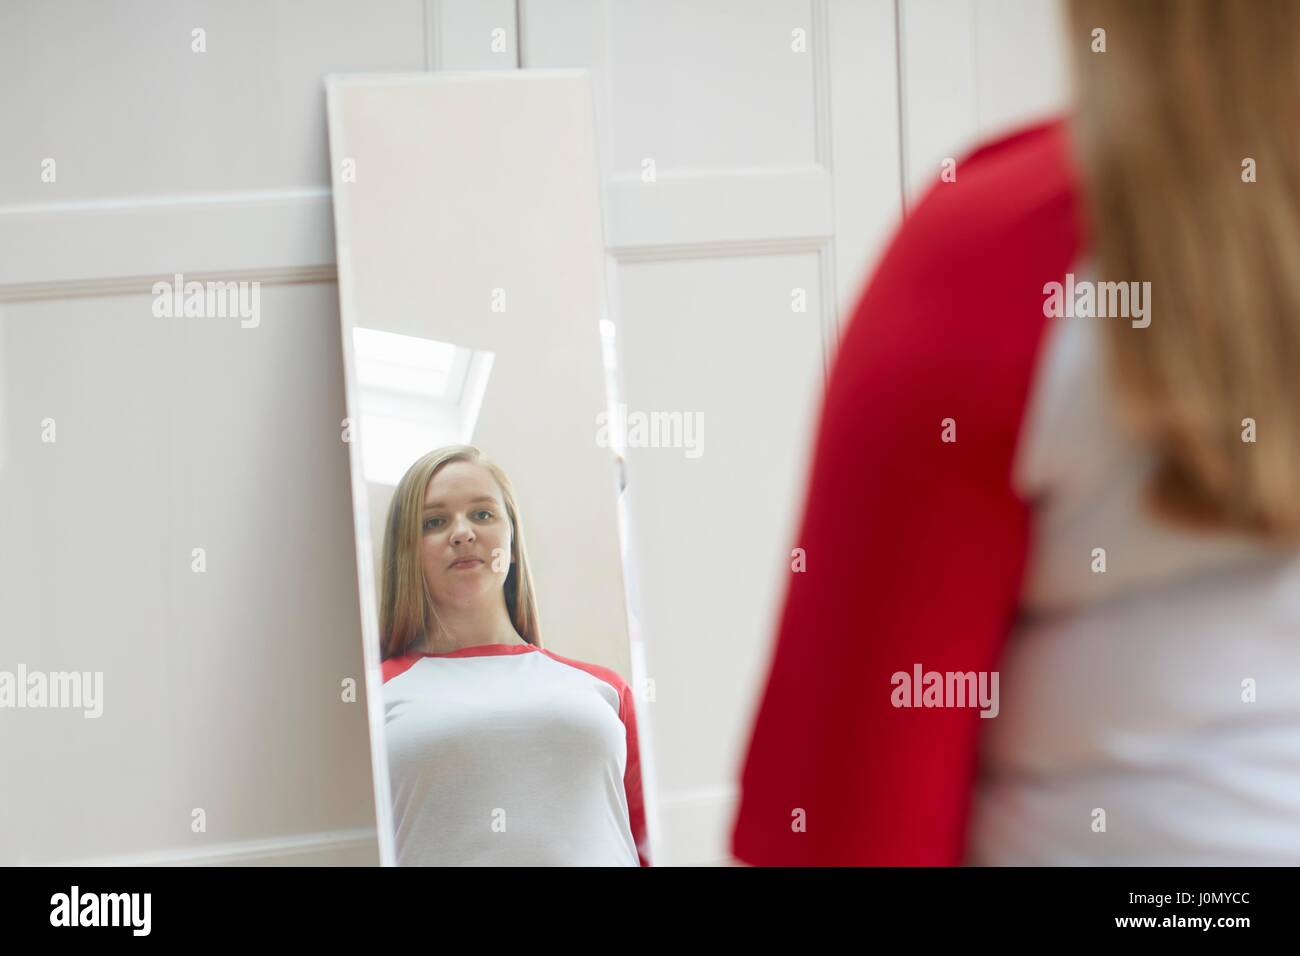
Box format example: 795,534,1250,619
381,643,647,866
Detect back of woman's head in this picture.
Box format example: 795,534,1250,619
1067,0,1300,539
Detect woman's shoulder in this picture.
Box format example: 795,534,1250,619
535,647,633,699
381,652,422,684
824,114,1085,454
889,114,1082,284
958,115,1075,177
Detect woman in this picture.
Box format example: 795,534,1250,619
379,444,649,866
731,0,1300,864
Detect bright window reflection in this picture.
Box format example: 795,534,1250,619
351,327,494,486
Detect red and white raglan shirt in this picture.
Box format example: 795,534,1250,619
382,643,650,866
731,117,1300,865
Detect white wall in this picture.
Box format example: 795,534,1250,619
0,0,431,866
899,0,1069,201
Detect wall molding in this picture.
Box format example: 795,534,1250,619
811,0,834,172
0,189,336,295
0,171,835,299
36,827,379,868
609,234,829,264
0,265,338,304
604,166,834,251
655,785,739,867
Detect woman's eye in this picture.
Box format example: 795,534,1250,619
423,512,490,530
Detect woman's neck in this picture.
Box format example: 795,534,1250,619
414,600,526,654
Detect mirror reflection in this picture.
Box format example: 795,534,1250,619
327,72,650,866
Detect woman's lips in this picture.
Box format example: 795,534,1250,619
450,558,484,571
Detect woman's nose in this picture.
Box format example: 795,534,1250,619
450,517,475,544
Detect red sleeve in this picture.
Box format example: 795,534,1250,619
618,680,652,867
381,654,418,684
730,118,1084,865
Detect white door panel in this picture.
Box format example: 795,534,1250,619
522,0,901,865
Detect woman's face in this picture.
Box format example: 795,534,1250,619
419,461,513,611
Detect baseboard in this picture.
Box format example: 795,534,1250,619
654,786,740,866
38,827,381,867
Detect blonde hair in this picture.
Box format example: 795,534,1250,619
378,445,542,659
1066,0,1300,540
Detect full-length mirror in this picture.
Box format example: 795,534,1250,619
326,71,649,866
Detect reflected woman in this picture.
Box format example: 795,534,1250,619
378,444,649,866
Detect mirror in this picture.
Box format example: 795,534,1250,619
326,71,650,866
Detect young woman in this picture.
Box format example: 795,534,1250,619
378,445,649,865
731,0,1300,864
